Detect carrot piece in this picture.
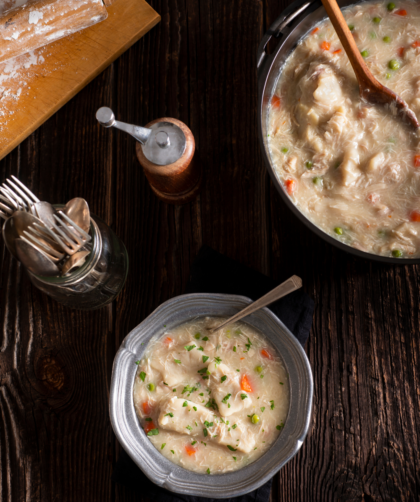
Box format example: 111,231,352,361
163,336,173,346
311,27,319,35
333,49,342,54
320,41,331,51
144,420,156,434
412,41,420,48
410,210,420,222
142,401,152,415
185,445,196,456
284,179,296,195
397,47,405,57
240,357,245,360
271,95,281,109
240,374,253,393
395,8,407,15
414,155,420,168
261,349,273,360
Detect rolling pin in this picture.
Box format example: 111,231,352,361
0,0,108,64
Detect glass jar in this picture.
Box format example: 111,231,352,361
28,213,128,310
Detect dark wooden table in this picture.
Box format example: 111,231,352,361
1,0,420,501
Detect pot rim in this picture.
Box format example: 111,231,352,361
257,0,420,265
109,293,313,498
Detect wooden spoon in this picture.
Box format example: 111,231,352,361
321,0,419,129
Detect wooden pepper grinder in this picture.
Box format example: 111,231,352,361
96,108,202,204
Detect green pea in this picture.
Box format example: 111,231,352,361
305,161,313,169
194,333,201,339
334,227,343,235
312,176,323,186
147,383,155,391
383,36,391,43
372,16,381,24
392,249,402,258
348,24,354,31
388,59,400,70
255,366,263,373
251,414,260,424
386,73,391,79
387,2,395,11
361,50,369,58
281,147,289,154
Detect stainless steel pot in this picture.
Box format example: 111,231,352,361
257,0,420,264
110,293,313,498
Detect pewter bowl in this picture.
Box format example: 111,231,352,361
109,293,313,498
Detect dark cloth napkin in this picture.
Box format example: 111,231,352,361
112,246,314,502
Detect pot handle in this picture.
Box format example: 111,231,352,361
257,1,314,75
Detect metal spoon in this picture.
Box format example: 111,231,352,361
4,212,64,261
207,275,302,334
63,198,90,234
15,238,60,277
33,201,56,229
321,0,419,129
61,250,90,275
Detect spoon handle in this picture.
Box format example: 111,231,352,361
320,0,376,87
209,275,302,333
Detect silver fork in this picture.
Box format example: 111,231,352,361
28,211,91,256
0,176,39,219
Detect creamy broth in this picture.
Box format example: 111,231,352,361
268,0,420,258
133,317,289,475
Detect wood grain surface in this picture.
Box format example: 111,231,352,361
1,0,419,501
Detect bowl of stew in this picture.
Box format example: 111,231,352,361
258,0,420,263
109,293,313,498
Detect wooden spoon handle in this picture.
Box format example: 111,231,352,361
320,0,376,88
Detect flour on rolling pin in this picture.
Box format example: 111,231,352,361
0,0,108,65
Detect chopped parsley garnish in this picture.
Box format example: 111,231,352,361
232,424,237,429
202,336,209,341
233,346,236,352
135,361,140,365
171,450,175,454
139,371,146,381
182,384,198,396
204,421,214,428
202,355,209,363
145,418,152,422
184,345,196,351
201,441,207,446
147,429,159,436
165,413,174,417
182,401,188,407
161,443,166,449
233,457,237,461
241,394,248,400
174,359,181,364
173,388,176,392
279,382,284,385
197,346,204,351
163,382,168,385
198,367,210,375
228,403,231,408
186,425,192,430
221,393,231,404
235,329,242,335
276,424,284,430
221,375,227,383
261,407,265,412
199,393,204,396
227,445,237,451
203,428,208,437
193,406,197,411
205,398,218,411
244,338,252,352
270,400,275,410
207,468,210,474
214,356,222,365
191,441,197,445
236,369,240,372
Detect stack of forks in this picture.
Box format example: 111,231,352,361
1,176,92,277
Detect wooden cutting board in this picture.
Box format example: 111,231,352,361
0,0,160,161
